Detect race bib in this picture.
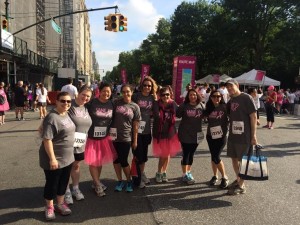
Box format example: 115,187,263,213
109,128,117,140
138,121,146,134
94,126,107,138
232,121,244,134
74,132,87,148
210,126,223,139
197,132,204,144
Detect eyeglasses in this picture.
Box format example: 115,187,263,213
59,99,72,103
211,95,222,98
143,84,152,88
161,93,170,97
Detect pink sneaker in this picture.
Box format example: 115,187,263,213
55,202,72,215
45,205,55,220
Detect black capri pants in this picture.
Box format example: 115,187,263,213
133,134,152,164
206,135,227,164
43,163,72,200
181,143,198,166
265,103,275,122
113,141,131,167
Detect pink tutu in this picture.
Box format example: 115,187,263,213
84,136,117,166
152,134,181,157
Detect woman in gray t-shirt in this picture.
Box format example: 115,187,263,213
39,92,75,220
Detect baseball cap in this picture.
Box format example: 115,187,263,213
225,79,239,86
267,85,274,91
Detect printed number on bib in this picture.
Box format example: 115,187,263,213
210,126,223,139
109,128,117,140
94,126,107,138
138,121,146,134
197,132,204,144
232,121,244,134
74,132,87,148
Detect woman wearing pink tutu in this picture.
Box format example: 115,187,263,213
0,82,10,125
64,85,92,205
84,82,116,197
153,86,181,183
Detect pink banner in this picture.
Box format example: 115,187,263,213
121,69,127,84
141,64,150,81
212,74,220,83
255,70,265,81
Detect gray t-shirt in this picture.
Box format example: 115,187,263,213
207,104,229,138
111,99,141,142
132,92,155,135
39,109,76,170
68,100,92,153
86,98,114,140
152,100,178,140
177,103,205,143
227,93,256,144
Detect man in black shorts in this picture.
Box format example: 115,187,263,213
14,81,26,120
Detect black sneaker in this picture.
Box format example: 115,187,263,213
219,178,229,189
209,176,218,186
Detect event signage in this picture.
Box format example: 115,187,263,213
172,56,196,104
255,70,265,81
212,74,220,83
141,64,150,81
121,69,127,84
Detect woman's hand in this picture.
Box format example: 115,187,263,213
49,159,59,170
131,141,137,150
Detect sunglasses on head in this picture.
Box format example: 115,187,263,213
161,93,170,97
143,84,152,88
59,99,72,103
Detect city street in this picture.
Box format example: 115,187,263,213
0,109,299,225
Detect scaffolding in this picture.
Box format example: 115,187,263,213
36,0,46,56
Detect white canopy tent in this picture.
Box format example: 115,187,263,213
220,74,232,82
234,69,280,86
196,74,232,84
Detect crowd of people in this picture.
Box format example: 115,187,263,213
0,77,299,221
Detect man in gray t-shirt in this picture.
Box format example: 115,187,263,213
225,79,258,196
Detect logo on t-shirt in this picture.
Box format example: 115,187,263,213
61,117,74,128
209,110,224,119
96,108,113,118
116,106,133,117
138,100,152,109
231,102,239,112
75,108,89,119
186,109,202,118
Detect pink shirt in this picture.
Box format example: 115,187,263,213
0,89,10,111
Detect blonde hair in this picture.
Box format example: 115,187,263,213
141,76,158,100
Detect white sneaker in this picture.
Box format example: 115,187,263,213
95,185,106,197
92,181,107,191
139,180,146,189
141,172,150,184
64,191,73,205
72,189,84,201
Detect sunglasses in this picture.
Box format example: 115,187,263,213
59,99,72,103
211,95,222,98
143,84,152,88
161,93,170,97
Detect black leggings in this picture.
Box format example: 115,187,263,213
265,103,275,122
181,143,198,166
113,142,131,167
206,135,226,164
43,163,72,200
133,134,152,164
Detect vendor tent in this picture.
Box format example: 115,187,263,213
234,69,280,86
196,75,216,84
220,74,232,82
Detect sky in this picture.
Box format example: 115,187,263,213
85,0,197,78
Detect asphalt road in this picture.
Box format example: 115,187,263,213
0,109,299,225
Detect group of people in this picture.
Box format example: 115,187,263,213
37,76,260,221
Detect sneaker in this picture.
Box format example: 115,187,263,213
219,177,229,189
162,172,168,182
269,126,274,129
16,117,20,121
227,180,238,189
155,172,162,183
114,181,125,192
55,202,72,215
45,205,55,221
91,181,107,191
64,190,73,205
126,181,133,192
95,185,106,197
262,125,269,128
20,117,25,121
227,184,246,195
187,172,195,185
139,180,146,189
182,174,189,183
141,172,150,184
209,176,218,186
72,189,84,200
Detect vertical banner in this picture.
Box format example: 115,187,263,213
141,64,150,81
121,69,127,84
172,56,196,104
255,70,265,81
212,74,220,83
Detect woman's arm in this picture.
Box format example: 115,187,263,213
132,120,139,150
43,139,58,170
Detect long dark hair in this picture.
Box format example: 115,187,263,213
39,83,44,95
184,89,201,105
203,90,226,116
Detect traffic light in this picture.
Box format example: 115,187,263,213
2,19,8,31
104,14,118,32
118,14,127,32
